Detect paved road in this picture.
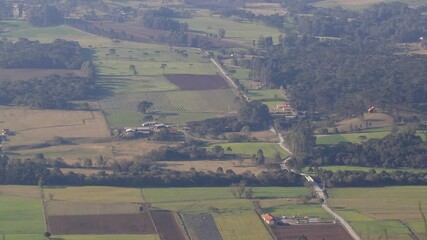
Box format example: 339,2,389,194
272,128,361,240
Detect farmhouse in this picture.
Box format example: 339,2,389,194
261,213,275,224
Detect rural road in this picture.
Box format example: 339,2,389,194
273,128,361,240
210,57,250,101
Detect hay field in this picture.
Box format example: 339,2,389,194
329,187,427,240
0,107,110,146
160,159,267,175
112,139,175,161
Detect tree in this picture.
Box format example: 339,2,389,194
160,63,168,75
218,28,226,39
245,187,253,199
137,101,153,113
237,101,271,129
212,145,225,159
285,120,316,155
188,63,193,73
129,65,137,75
44,232,51,238
256,149,265,165
229,181,246,198
28,5,64,27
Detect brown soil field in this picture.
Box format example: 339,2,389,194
165,74,229,90
335,113,393,133
112,139,175,161
70,19,243,48
151,211,187,240
0,108,110,146
0,69,84,81
0,185,41,198
160,159,266,175
272,224,353,240
48,213,156,235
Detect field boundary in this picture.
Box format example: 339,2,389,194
39,186,49,233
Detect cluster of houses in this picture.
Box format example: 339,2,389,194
261,213,320,226
123,122,168,136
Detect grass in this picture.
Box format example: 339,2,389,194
328,186,427,239
3,234,46,240
316,131,390,144
0,186,45,235
51,235,160,240
181,10,282,47
214,211,271,240
0,107,110,146
304,165,427,174
214,142,290,158
44,186,142,203
313,0,427,9
143,187,235,203
262,203,333,220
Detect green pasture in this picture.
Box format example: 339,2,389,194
329,187,427,239
316,131,390,144
143,187,235,203
247,89,285,101
43,186,142,202
3,234,46,240
229,67,250,81
313,0,427,10
181,10,282,46
252,187,308,199
263,203,333,220
104,109,217,127
51,235,160,240
304,165,427,174
215,211,271,240
0,196,45,235
214,142,290,158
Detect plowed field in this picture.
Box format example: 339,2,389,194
151,211,187,240
165,74,229,90
272,224,353,240
48,213,156,235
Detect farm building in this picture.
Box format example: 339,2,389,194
142,122,157,127
261,213,275,224
367,106,376,113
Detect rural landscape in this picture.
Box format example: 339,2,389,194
0,0,426,239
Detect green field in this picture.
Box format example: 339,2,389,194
316,131,390,144
215,211,271,240
214,142,290,158
52,235,160,240
304,165,427,174
180,10,282,47
0,186,45,239
329,187,427,240
313,0,427,9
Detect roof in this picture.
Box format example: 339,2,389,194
261,213,274,221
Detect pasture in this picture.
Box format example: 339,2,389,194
316,131,390,145
0,69,84,81
304,165,427,174
215,211,271,240
181,9,282,47
52,235,159,240
0,108,110,146
214,142,290,158
328,186,427,240
0,107,112,163
0,186,45,239
160,159,268,175
313,0,427,9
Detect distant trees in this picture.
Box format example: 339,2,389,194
0,38,90,69
28,5,64,27
285,121,316,155
140,7,189,32
237,101,271,129
218,28,226,39
137,101,153,113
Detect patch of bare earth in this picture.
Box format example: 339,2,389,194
151,211,187,240
48,213,156,235
165,74,229,90
272,224,353,240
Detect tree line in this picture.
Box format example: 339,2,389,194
0,38,90,69
0,154,304,187
310,133,427,169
